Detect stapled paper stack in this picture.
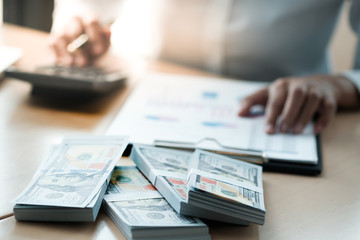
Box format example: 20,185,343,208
130,145,266,225
13,136,129,222
103,166,211,240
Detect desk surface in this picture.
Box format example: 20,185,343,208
1,24,360,240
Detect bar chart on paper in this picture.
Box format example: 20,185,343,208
106,73,318,165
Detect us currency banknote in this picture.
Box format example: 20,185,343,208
137,145,191,176
105,166,162,202
161,176,188,200
104,166,206,227
110,198,201,226
15,136,128,208
192,175,265,210
190,150,262,189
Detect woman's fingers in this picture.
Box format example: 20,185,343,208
238,88,268,116
48,15,111,66
292,87,322,134
265,79,288,134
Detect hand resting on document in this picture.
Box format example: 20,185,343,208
238,75,360,134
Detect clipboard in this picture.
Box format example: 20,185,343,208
121,138,322,175
152,135,322,175
107,73,322,175
260,135,322,175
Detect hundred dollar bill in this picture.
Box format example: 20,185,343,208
138,145,190,174
14,136,128,208
189,149,263,190
109,198,201,226
131,145,191,183
160,176,189,201
103,165,210,239
191,175,265,210
130,145,265,225
104,198,211,240
105,166,162,202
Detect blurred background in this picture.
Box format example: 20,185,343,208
2,0,53,32
0,0,357,72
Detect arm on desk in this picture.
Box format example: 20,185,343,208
239,75,360,135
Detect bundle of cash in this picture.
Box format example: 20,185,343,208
130,145,266,225
13,136,129,222
103,166,211,240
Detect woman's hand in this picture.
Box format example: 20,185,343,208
48,15,111,66
238,75,359,134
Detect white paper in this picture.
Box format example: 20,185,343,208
107,73,318,164
0,46,22,73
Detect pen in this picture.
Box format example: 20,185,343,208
66,19,115,53
66,33,89,53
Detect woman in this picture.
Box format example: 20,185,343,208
49,0,360,134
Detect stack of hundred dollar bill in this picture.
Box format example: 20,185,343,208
130,145,266,225
103,166,210,240
13,136,129,222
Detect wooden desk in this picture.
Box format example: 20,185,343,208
1,24,360,240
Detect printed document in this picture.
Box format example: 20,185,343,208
107,73,318,164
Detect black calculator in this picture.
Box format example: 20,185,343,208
4,65,127,95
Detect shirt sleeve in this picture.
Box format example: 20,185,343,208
52,0,122,33
342,0,360,93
